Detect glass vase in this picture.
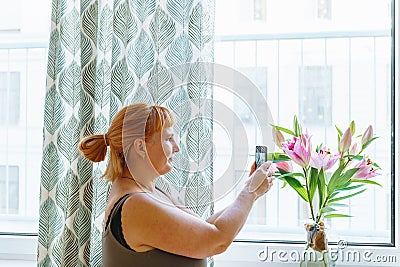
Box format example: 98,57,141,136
300,221,336,267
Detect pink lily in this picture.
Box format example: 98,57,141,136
353,157,380,179
275,160,293,173
310,147,341,171
281,132,312,168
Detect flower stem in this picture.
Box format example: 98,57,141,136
304,167,316,221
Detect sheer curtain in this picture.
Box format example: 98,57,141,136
37,0,215,266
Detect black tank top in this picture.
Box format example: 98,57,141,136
102,192,207,267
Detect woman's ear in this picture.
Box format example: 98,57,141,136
133,138,146,159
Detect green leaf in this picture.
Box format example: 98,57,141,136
328,203,348,207
327,166,359,194
187,62,209,106
131,0,156,23
270,153,291,162
57,116,80,163
186,118,212,163
189,3,213,50
165,33,193,80
317,169,326,210
150,7,176,52
113,1,137,44
271,125,295,136
335,168,359,189
38,198,63,250
94,59,111,108
60,8,80,54
130,84,153,105
362,136,379,150
147,61,174,105
278,175,309,202
276,172,305,179
98,6,113,52
185,172,212,216
334,184,365,192
327,165,345,195
44,85,66,135
324,213,352,218
308,167,319,202
59,61,80,108
128,30,155,79
320,206,337,214
166,87,192,130
167,0,194,25
328,188,367,204
111,60,135,104
335,125,343,137
350,179,382,187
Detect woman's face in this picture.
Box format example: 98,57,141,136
146,127,180,175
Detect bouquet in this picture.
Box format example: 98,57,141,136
272,116,381,227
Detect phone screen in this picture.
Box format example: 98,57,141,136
255,146,268,169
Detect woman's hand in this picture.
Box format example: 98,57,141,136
245,161,275,200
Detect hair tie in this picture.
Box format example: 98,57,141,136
103,134,109,146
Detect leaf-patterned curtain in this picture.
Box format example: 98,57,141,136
37,0,215,266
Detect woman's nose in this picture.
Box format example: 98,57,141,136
173,143,180,153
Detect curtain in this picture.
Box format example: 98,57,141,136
37,0,215,266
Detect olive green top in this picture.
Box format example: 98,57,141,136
102,192,207,267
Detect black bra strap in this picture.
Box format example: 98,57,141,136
104,192,145,232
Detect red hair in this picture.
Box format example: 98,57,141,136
79,103,175,182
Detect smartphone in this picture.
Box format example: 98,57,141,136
255,145,268,169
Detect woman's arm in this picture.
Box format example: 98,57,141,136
122,162,274,259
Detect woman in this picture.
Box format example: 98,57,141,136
79,103,274,267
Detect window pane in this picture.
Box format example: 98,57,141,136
214,0,393,244
0,0,51,234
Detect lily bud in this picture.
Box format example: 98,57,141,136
275,160,293,173
350,143,358,155
349,120,356,136
273,128,285,148
361,125,373,145
339,127,352,152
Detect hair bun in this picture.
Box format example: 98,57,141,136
79,134,108,162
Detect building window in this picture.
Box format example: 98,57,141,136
299,66,332,126
215,0,393,246
0,165,19,215
254,0,267,22
316,0,332,20
235,67,268,123
0,0,21,32
0,72,20,125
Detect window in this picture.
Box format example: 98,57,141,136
214,0,394,248
0,72,21,125
299,66,332,126
0,0,22,32
317,0,332,20
0,165,19,214
0,0,51,235
253,0,267,22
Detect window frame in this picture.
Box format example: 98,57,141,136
215,1,399,265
